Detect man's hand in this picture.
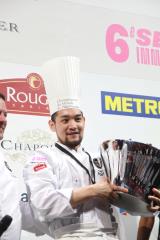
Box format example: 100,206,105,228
91,177,128,201
70,177,128,208
148,188,160,212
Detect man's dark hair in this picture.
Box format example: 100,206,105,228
0,92,5,101
51,110,84,122
51,112,57,122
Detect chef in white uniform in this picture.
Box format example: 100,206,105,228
0,92,21,240
23,56,128,240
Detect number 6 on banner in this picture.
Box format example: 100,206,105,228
106,24,129,63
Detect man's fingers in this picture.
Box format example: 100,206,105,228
108,192,120,202
148,205,160,212
148,190,160,212
152,188,160,198
112,185,128,193
148,195,160,206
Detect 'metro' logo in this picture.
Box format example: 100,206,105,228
0,73,50,116
101,91,160,119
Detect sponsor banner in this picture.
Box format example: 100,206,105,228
0,62,55,172
1,63,160,151
0,20,19,33
0,138,54,151
0,73,49,116
105,23,160,67
101,91,160,119
80,73,160,150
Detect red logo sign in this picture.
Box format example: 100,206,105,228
0,73,50,116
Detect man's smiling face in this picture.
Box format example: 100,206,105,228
49,108,85,150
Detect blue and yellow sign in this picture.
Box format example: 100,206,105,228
101,91,160,119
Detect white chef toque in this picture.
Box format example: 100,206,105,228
42,56,80,115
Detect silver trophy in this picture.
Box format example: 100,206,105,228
100,139,160,216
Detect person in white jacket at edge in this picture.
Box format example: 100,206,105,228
0,92,21,239
23,56,128,240
0,92,45,239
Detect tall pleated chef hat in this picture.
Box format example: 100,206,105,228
42,56,80,114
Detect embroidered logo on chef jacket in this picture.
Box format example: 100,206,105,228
93,158,105,177
31,155,47,163
93,158,102,169
97,169,105,176
34,163,47,172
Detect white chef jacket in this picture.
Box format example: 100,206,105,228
23,143,125,239
0,151,21,240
